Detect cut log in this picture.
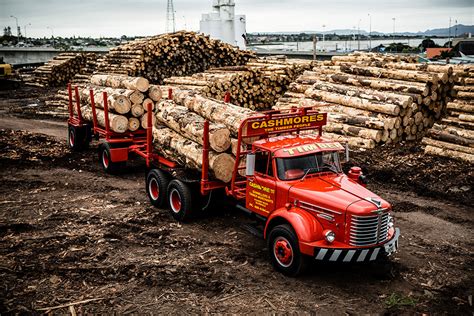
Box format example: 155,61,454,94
323,123,383,142
171,89,255,135
81,106,129,133
91,74,150,92
128,117,140,132
422,138,474,155
427,129,474,147
305,88,400,116
148,85,163,101
424,145,474,163
155,100,231,152
152,126,235,182
309,79,413,107
323,132,376,149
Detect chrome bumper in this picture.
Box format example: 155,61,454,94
314,228,400,263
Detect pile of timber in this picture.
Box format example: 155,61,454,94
152,89,256,183
422,64,474,163
76,74,163,134
162,56,313,110
46,53,102,108
96,31,255,84
275,52,459,149
25,53,91,87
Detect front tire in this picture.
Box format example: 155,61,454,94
267,224,309,277
167,179,194,222
146,169,170,208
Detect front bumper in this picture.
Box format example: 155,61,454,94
313,228,400,263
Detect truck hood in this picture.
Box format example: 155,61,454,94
289,173,390,215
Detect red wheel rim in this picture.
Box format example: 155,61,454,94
170,189,182,213
102,150,109,168
69,130,75,146
274,237,294,268
149,178,159,200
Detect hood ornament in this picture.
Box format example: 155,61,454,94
366,197,382,208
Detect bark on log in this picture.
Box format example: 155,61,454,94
323,132,376,149
305,88,400,116
81,106,129,133
323,123,383,142
155,100,231,152
424,145,474,163
171,89,255,135
422,138,474,155
148,85,163,101
91,74,150,92
152,126,235,182
309,79,413,107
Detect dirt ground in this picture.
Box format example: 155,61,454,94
0,84,473,314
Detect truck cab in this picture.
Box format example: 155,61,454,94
229,108,399,276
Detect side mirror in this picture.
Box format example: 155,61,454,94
246,153,255,176
345,142,350,163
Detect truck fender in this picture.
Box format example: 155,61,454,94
264,207,324,244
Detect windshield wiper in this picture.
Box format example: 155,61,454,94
300,167,318,182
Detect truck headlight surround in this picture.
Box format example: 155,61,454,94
388,214,394,229
324,230,336,243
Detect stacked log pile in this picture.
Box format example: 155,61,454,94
96,31,255,84
422,64,474,163
162,57,313,110
46,53,102,108
25,53,90,87
151,89,256,182
274,52,458,149
75,74,162,134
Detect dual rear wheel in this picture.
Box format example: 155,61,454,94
146,169,195,221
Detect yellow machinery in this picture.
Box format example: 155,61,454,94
0,59,21,88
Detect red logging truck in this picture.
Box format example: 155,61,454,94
67,85,400,276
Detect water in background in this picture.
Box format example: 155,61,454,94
250,38,450,52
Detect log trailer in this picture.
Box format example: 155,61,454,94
67,85,400,276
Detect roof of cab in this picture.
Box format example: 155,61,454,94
253,134,345,158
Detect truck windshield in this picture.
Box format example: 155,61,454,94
276,151,342,181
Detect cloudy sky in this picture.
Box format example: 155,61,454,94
0,0,473,38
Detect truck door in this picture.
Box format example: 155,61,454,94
246,150,276,218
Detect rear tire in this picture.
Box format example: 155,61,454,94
167,179,194,222
267,224,309,277
99,143,124,174
146,169,170,208
68,126,89,151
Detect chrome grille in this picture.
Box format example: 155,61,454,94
349,213,389,246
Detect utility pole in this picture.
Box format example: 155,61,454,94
47,26,54,47
24,23,31,42
10,15,19,43
368,13,372,51
448,17,452,47
454,19,458,38
322,24,326,52
313,35,317,61
166,0,176,33
357,19,361,51
392,17,396,51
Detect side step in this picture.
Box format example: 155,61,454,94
240,223,264,239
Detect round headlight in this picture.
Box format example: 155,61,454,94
324,230,336,243
388,214,394,228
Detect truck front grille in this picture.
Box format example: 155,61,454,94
349,213,389,246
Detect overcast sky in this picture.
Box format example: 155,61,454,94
0,0,473,38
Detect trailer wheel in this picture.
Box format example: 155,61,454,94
268,224,309,277
167,179,194,222
68,126,88,151
99,143,124,174
146,169,169,208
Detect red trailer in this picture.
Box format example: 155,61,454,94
66,83,176,173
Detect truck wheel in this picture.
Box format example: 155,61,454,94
167,179,194,222
146,169,169,208
99,143,124,174
268,224,309,277
68,126,88,151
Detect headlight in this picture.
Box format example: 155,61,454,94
388,214,394,228
324,230,336,243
